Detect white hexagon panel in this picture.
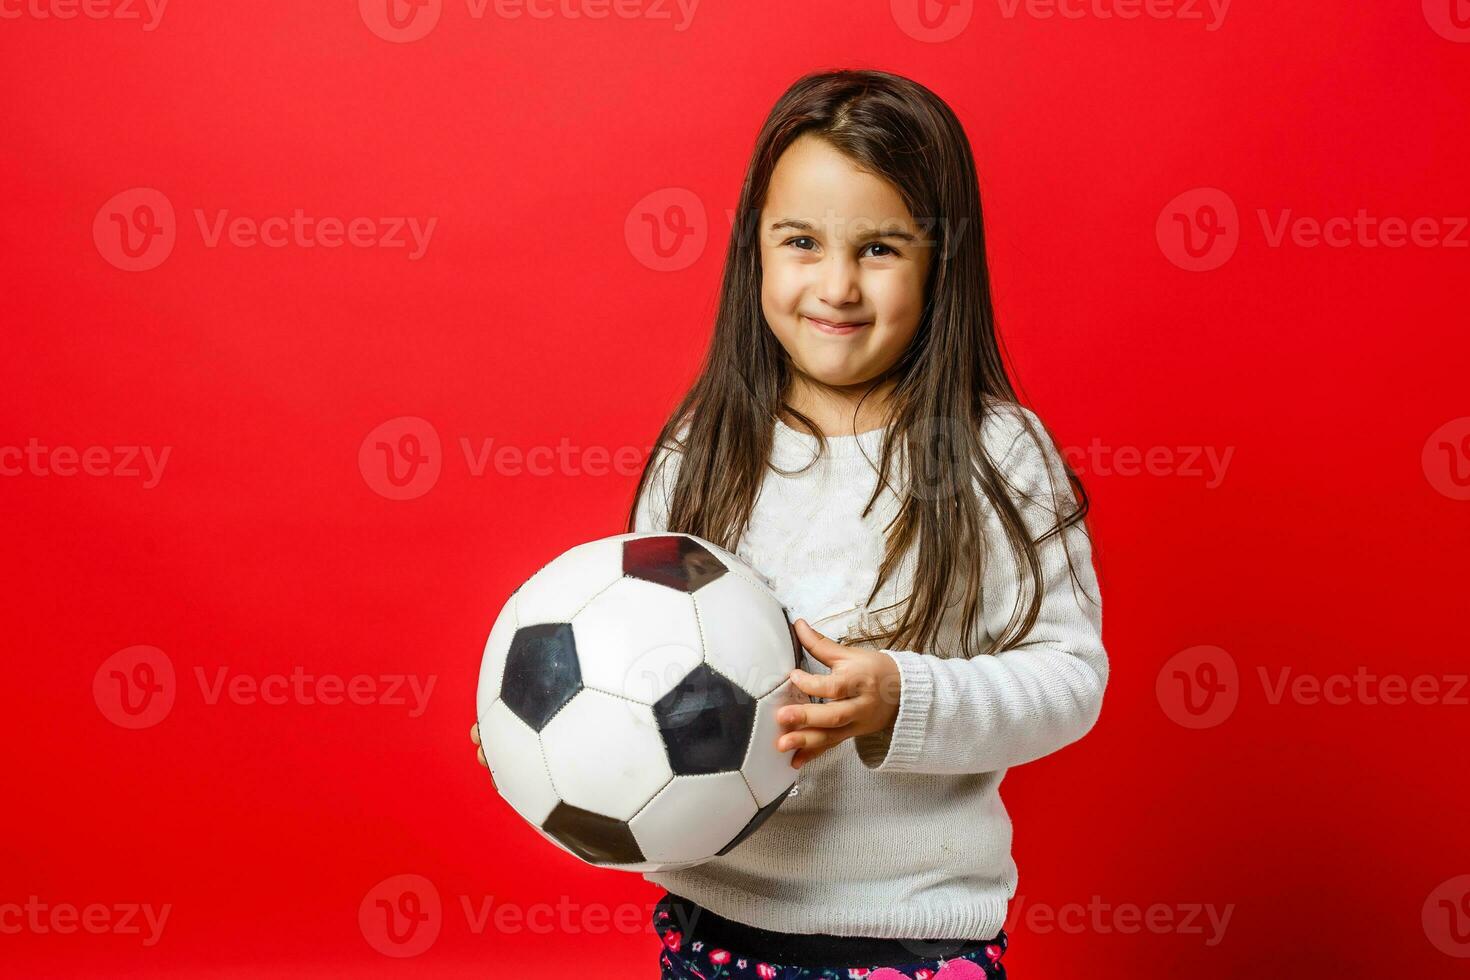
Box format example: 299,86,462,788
540,689,672,820
629,771,757,864
697,573,802,700
746,680,807,807
571,576,703,703
478,697,558,826
514,536,626,627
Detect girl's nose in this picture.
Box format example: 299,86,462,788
816,255,862,307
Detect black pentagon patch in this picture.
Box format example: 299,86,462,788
502,622,581,732
653,663,755,775
543,802,645,866
716,789,791,857
624,535,727,593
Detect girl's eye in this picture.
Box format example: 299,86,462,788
782,237,899,258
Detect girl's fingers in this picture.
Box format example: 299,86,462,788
790,668,851,700
776,729,808,753
781,700,854,730
472,722,487,769
777,723,858,754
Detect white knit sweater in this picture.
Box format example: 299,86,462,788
632,402,1108,941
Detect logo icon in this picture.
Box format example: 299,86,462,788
625,188,708,272
890,0,973,42
1423,417,1470,501
1424,0,1470,42
1156,644,1238,729
359,874,443,957
94,645,177,729
1423,875,1470,958
94,188,176,272
360,416,443,500
1157,187,1239,272
360,0,442,41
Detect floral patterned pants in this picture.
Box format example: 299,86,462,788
654,907,1008,980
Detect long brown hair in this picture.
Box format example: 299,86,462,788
626,68,1096,659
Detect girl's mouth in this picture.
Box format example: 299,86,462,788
804,315,871,335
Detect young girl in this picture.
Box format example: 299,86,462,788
474,68,1106,980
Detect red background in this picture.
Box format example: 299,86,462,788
3,1,1468,976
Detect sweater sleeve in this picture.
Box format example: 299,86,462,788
851,412,1108,776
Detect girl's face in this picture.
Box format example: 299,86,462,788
759,134,934,401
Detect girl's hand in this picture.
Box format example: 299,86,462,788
776,619,902,769
470,722,488,769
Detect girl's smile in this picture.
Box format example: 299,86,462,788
803,313,872,335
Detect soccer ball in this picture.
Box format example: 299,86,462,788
475,532,808,872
